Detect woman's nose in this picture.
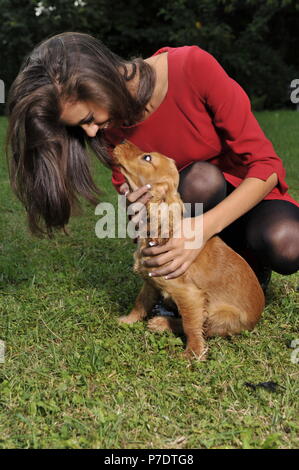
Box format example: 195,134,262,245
82,123,99,137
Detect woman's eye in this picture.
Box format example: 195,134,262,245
100,119,112,129
85,117,94,124
143,154,152,162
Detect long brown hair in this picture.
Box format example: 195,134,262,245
5,31,156,236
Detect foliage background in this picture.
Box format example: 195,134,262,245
0,0,299,114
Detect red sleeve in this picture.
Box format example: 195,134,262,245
185,47,288,194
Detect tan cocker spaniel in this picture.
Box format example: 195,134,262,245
113,140,265,360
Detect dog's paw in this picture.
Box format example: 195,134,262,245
147,316,171,332
118,314,140,324
184,346,208,361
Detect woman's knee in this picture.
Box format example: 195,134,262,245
247,221,299,275
178,161,227,213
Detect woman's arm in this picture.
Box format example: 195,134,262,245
185,47,288,195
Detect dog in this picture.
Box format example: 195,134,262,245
113,140,265,360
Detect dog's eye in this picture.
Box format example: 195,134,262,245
143,154,152,162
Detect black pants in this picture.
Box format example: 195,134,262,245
177,161,299,275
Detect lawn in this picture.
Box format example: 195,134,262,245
0,111,298,449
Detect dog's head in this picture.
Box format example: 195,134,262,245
113,140,179,201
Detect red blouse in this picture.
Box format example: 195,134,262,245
105,46,299,207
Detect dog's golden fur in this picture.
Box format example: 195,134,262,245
113,140,265,360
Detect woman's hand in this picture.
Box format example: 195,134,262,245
141,213,216,279
119,182,152,240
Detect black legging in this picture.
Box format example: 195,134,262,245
177,161,299,275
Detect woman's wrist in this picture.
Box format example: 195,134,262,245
202,210,221,238
188,212,219,245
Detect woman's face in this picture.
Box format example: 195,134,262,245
60,100,111,137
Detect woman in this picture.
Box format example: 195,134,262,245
6,32,299,299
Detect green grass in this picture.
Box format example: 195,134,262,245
0,111,298,449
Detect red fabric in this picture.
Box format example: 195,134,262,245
105,46,299,207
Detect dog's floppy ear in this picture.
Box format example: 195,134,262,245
151,178,177,203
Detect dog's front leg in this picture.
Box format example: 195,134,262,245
118,282,160,324
172,289,208,360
